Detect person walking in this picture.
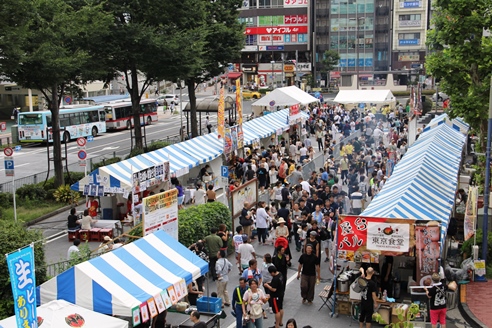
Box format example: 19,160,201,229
297,245,320,305
215,250,232,307
204,228,222,281
242,279,268,328
256,201,271,245
240,202,254,240
232,277,249,328
264,265,285,328
358,267,378,328
238,238,256,273
206,116,212,134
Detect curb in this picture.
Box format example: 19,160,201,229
458,302,487,328
25,199,85,227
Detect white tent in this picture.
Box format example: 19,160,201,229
333,90,395,104
0,300,128,328
251,86,319,107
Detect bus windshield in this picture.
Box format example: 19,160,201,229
19,114,43,125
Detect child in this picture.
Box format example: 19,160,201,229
297,223,308,248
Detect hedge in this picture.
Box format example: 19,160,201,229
128,202,232,248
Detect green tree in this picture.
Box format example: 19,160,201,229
0,0,112,187
320,50,341,87
0,221,46,319
174,0,245,138
100,0,207,147
426,0,492,144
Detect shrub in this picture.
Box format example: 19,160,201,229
145,141,171,152
178,202,231,247
0,192,13,208
91,157,121,171
461,229,492,263
125,148,144,160
39,172,86,191
16,185,47,201
53,185,81,204
0,220,46,318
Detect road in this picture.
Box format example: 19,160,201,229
0,92,253,185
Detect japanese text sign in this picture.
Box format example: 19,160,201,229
244,26,308,35
415,224,440,283
6,245,37,328
337,216,414,255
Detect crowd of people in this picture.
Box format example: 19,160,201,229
182,102,418,328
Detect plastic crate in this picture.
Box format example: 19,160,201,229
196,296,222,314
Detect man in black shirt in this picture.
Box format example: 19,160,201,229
189,311,206,328
359,267,378,328
265,265,285,328
240,202,254,239
380,256,393,298
425,273,448,328
297,245,320,304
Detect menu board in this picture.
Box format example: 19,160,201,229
415,224,440,285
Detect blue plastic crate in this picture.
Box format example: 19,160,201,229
196,296,222,314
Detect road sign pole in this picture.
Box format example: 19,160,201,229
12,173,16,222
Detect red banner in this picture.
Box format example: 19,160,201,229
284,15,308,24
217,86,225,139
245,26,308,35
337,216,415,262
289,104,301,122
415,224,440,285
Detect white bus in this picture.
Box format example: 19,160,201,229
18,106,106,143
104,99,158,130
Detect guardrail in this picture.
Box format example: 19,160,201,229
0,134,182,193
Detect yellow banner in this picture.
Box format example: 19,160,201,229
218,86,225,139
236,79,243,125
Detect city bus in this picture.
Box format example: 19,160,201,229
104,98,158,130
17,105,106,143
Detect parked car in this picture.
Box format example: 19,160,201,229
242,89,261,99
432,92,449,102
157,94,179,106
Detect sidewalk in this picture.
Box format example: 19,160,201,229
463,280,492,327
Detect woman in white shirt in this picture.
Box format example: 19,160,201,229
268,165,278,187
193,183,206,205
255,201,271,245
80,209,96,230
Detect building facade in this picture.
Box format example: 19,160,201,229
391,0,429,71
236,0,313,87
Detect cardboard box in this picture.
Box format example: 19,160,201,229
378,306,391,325
391,304,409,324
336,301,351,315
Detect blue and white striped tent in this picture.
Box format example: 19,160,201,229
362,122,467,241
425,113,469,135
71,108,308,192
37,230,208,317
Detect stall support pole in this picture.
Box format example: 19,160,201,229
482,75,492,261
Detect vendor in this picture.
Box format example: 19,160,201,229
199,164,212,180
86,196,99,218
380,255,394,298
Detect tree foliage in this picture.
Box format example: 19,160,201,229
0,221,46,319
426,0,492,140
0,0,112,187
321,50,341,73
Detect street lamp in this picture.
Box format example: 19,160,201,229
179,79,185,140
435,82,439,114
271,60,275,88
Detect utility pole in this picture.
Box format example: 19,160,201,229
482,75,492,261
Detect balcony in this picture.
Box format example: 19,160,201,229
398,20,422,28
375,24,389,33
317,26,330,34
316,44,330,52
316,9,330,18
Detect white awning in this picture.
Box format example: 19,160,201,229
333,90,396,104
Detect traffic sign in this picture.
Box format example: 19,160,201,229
221,165,229,178
3,147,13,156
64,96,72,104
87,136,94,142
4,157,14,177
0,122,6,132
78,150,87,160
14,145,21,152
76,137,86,147
269,100,276,107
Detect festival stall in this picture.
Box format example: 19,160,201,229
328,119,467,322
0,300,129,328
250,85,319,116
37,230,208,327
333,89,396,108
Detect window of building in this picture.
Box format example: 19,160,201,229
259,0,270,7
399,14,421,20
245,35,257,45
239,17,255,26
258,16,283,26
398,32,420,39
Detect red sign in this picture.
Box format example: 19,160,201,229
0,122,6,132
284,0,308,6
289,104,301,122
415,224,440,285
336,216,415,262
3,147,13,156
76,137,86,147
245,26,308,35
284,15,308,24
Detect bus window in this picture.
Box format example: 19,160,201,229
104,107,113,120
19,114,43,125
46,115,52,127
99,111,106,122
81,112,90,123
70,113,81,125
59,114,70,128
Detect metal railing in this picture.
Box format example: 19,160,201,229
0,134,182,193
332,130,362,160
